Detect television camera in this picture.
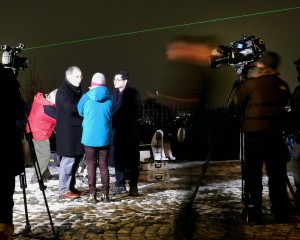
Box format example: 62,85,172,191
1,43,28,71
211,35,266,69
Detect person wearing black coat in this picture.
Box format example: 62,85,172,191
236,51,292,223
109,71,142,196
290,58,300,211
0,64,25,239
56,66,85,199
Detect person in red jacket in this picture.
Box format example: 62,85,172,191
26,89,57,183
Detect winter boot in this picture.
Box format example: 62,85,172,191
0,223,14,240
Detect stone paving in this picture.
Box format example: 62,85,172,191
11,160,300,240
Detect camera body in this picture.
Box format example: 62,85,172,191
211,35,266,68
1,43,28,71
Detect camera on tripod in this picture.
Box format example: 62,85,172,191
1,43,28,70
211,35,266,68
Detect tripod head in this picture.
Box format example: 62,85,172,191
225,63,251,108
234,64,250,81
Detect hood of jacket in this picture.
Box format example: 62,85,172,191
86,86,110,102
250,67,279,78
33,92,55,106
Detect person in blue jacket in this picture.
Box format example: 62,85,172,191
77,72,113,203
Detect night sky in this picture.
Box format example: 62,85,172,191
2,0,300,106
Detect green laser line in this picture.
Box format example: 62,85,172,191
10,6,300,52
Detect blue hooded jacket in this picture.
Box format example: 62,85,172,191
77,86,113,147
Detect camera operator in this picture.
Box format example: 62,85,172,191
236,51,292,223
0,64,26,239
289,58,300,211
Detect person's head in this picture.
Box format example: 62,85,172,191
256,51,280,70
65,66,82,87
113,71,129,91
89,72,106,90
45,89,58,104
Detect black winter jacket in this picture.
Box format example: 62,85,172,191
236,73,290,133
56,79,84,156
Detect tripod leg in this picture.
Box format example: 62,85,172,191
286,174,297,207
17,80,58,238
22,134,58,238
77,154,86,177
240,131,250,221
240,132,247,202
32,145,57,237
19,173,31,233
240,131,259,222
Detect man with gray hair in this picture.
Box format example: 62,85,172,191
56,66,85,199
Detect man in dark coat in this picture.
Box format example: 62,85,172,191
290,58,300,211
236,51,292,223
109,71,142,196
0,64,25,239
56,66,85,199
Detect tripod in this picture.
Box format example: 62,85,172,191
15,71,58,239
173,65,248,238
189,64,248,203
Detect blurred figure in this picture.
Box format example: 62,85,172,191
0,64,25,240
166,34,220,66
289,58,300,211
109,71,142,196
77,72,113,203
56,66,85,199
147,90,201,107
236,51,292,223
26,89,57,183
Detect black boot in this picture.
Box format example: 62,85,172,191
101,192,110,203
129,186,139,196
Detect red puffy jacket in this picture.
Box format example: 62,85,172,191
26,92,57,140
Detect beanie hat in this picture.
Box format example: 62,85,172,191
257,51,280,70
90,72,106,89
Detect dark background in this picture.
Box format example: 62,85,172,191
2,0,299,106
4,1,300,160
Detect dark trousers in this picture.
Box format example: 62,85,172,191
244,132,291,215
84,146,110,194
0,175,15,225
1,128,25,225
115,161,139,188
110,129,140,188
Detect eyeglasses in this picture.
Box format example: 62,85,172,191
74,75,83,79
